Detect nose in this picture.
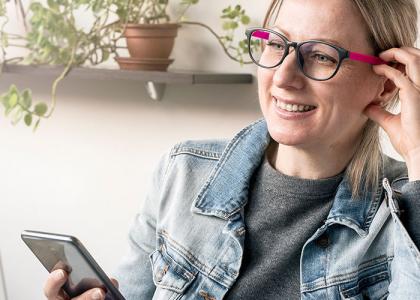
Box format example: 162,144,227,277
272,47,305,89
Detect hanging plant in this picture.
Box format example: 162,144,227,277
0,0,256,130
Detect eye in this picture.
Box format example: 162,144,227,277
267,41,285,51
311,53,337,64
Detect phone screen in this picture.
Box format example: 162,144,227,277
22,232,124,300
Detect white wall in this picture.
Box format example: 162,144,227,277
0,1,267,299
0,1,419,299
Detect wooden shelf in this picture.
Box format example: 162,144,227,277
2,64,254,100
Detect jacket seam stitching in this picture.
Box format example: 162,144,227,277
172,151,221,161
301,256,392,292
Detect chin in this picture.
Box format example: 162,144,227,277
267,123,309,146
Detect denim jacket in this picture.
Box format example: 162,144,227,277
114,119,420,300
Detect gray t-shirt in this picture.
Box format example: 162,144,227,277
225,155,344,299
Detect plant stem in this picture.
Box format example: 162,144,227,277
3,57,24,63
44,41,78,119
179,21,252,64
15,0,28,32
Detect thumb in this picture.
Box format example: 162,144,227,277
110,278,119,289
364,103,396,134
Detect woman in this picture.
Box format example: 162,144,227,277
44,0,420,299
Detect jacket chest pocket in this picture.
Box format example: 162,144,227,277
339,271,390,300
149,249,196,300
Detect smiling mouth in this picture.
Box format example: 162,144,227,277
273,97,317,112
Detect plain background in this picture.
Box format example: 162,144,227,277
0,1,419,299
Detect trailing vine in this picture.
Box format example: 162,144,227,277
0,0,256,130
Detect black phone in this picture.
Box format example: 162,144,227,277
21,230,125,300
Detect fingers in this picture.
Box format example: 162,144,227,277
379,47,420,67
110,278,119,289
378,47,420,89
44,269,109,300
44,269,69,300
364,103,399,137
73,288,105,300
373,64,413,91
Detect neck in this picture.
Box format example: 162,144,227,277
267,139,359,180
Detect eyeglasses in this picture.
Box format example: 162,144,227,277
245,27,386,81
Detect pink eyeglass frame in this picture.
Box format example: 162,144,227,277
250,29,386,66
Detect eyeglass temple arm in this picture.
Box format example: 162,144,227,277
250,30,270,40
348,52,386,65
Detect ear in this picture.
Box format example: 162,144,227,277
379,78,398,102
374,63,403,105
378,63,405,104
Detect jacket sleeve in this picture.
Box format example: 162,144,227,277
387,179,420,298
112,149,174,300
399,180,420,250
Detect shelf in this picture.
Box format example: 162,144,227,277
1,64,254,100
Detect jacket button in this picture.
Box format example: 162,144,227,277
316,234,329,248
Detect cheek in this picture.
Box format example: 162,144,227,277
337,66,379,105
257,68,273,104
324,68,378,112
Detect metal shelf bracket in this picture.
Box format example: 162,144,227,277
145,81,166,101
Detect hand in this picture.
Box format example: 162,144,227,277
364,46,420,181
44,269,119,300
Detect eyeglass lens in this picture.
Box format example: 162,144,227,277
249,30,341,80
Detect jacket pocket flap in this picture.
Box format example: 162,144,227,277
149,249,195,294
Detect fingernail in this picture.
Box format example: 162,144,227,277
92,289,104,300
54,270,65,280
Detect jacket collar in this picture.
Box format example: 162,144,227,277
325,172,384,237
192,119,384,236
191,119,270,220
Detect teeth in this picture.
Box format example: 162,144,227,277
274,98,316,112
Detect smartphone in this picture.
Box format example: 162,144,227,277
21,230,125,300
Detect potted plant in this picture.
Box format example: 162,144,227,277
112,0,188,71
113,0,253,70
0,0,253,129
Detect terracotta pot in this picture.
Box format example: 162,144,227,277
115,57,174,71
123,23,180,59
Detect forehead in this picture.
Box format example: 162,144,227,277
274,0,370,50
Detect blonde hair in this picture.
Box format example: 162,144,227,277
263,0,418,198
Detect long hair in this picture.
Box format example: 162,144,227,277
263,0,418,198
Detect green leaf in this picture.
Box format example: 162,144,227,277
5,106,14,117
47,0,60,11
11,107,24,125
24,113,33,127
102,49,110,62
1,32,8,48
21,89,32,109
92,0,103,14
222,21,230,30
8,93,18,109
34,103,48,116
241,15,250,25
1,93,10,109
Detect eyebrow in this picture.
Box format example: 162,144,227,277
272,26,346,48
